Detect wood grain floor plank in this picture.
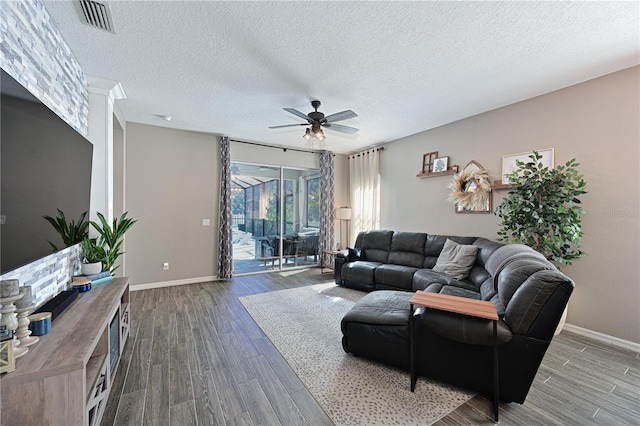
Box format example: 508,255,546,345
122,336,152,395
113,388,146,426
247,354,309,425
169,341,193,406
170,400,197,426
289,388,333,426
238,378,281,426
198,326,248,421
253,336,306,393
226,411,254,426
143,363,169,426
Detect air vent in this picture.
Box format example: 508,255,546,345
77,0,115,33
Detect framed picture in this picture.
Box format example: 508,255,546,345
422,151,438,173
501,148,554,184
432,156,449,173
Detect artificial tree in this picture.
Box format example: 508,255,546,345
494,151,587,266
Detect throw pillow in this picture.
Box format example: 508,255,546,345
347,247,366,262
432,239,478,280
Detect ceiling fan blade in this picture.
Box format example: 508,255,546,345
283,108,311,121
323,123,359,134
269,123,307,129
323,110,357,123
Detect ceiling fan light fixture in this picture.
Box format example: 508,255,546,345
303,128,312,140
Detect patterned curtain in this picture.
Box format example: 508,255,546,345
319,151,335,268
217,136,233,279
349,148,381,240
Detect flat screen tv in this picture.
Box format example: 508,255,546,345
1,69,93,274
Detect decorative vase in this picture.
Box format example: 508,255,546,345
81,262,102,276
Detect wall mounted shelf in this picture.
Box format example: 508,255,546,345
416,167,458,178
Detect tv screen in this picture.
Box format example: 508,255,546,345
1,70,93,273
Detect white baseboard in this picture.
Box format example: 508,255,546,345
131,275,219,291
563,323,640,353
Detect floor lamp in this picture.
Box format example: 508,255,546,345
336,207,352,249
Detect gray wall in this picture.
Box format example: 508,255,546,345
125,123,219,285
380,66,639,343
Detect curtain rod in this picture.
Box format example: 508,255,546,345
229,138,323,154
348,146,384,159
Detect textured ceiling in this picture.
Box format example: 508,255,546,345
44,1,639,154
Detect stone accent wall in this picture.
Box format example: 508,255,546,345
0,0,89,307
0,0,88,135
0,246,82,309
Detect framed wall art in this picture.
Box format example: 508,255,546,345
501,148,554,184
432,156,449,173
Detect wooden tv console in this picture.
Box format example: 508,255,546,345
1,277,130,426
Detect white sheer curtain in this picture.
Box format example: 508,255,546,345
349,148,381,242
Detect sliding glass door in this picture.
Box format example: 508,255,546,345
231,162,320,274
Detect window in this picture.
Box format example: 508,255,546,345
306,177,320,227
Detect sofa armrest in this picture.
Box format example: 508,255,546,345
334,255,347,284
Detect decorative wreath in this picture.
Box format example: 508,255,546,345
447,166,492,210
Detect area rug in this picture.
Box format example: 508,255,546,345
239,283,475,425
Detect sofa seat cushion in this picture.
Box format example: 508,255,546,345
341,290,414,330
374,264,418,291
412,269,478,292
341,261,382,286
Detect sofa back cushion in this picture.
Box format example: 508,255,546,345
387,232,427,268
423,235,477,268
355,230,394,263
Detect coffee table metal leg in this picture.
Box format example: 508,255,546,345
493,319,499,422
410,303,417,392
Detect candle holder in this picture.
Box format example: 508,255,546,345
0,293,25,358
15,304,38,351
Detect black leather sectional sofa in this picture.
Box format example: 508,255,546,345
336,230,574,404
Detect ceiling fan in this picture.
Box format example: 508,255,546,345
269,100,358,141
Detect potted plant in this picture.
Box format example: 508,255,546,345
494,151,587,334
80,239,105,275
494,151,587,266
90,212,137,274
43,209,89,251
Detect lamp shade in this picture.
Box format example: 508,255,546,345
336,207,352,220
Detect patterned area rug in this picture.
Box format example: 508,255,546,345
239,283,474,425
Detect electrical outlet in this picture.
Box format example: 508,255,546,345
202,218,211,226
163,262,169,270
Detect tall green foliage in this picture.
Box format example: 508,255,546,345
43,209,89,251
90,212,137,274
494,151,587,266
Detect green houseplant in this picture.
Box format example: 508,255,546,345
43,209,89,251
80,238,106,275
494,151,587,266
90,212,137,274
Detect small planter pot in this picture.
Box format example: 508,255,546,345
81,262,102,276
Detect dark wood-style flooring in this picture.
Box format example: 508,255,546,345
102,269,640,425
